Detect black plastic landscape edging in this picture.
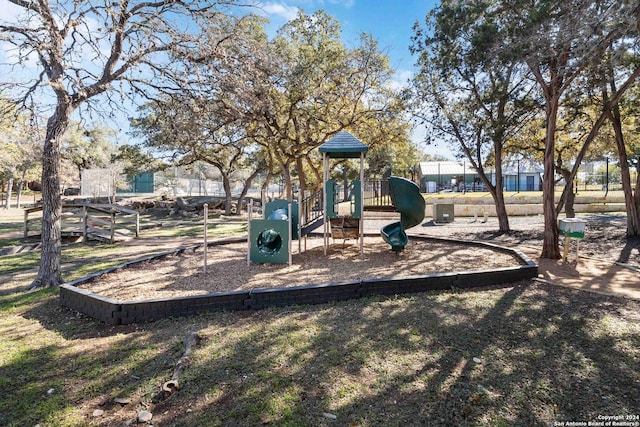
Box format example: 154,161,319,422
59,236,538,325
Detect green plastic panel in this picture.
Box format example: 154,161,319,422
349,180,362,218
250,219,290,264
264,199,299,240
325,180,339,218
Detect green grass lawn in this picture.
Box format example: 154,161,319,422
0,212,26,247
0,282,638,426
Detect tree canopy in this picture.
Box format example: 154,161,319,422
131,10,414,203
1,0,248,287
411,0,537,231
411,0,640,256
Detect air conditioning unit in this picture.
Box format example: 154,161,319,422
433,203,454,223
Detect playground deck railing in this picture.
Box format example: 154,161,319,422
299,190,324,231
363,179,394,210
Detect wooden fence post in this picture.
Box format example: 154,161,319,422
23,209,28,239
110,210,115,243
83,205,88,241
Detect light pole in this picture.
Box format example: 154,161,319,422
517,159,520,193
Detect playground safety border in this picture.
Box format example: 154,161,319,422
59,235,538,325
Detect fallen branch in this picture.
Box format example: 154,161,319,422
162,331,202,395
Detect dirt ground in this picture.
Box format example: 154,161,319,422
413,214,640,300
79,213,640,302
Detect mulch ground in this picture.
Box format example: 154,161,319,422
79,236,524,300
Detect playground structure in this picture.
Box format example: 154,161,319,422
246,131,369,263
55,137,540,324
325,179,363,244
246,130,430,263
247,190,329,264
320,131,368,255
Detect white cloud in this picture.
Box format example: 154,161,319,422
322,0,355,8
260,2,300,21
389,69,413,92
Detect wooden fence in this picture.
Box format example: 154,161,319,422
24,204,139,243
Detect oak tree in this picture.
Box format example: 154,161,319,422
1,0,245,287
411,0,536,232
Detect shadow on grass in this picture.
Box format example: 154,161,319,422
463,229,544,247
0,241,127,292
1,291,201,426
4,281,639,426
142,282,638,426
617,236,640,264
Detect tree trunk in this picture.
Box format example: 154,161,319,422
282,168,293,200
32,107,71,288
634,165,640,232
235,167,261,215
477,172,510,232
492,144,510,232
559,169,576,218
261,172,273,196
565,182,576,219
5,173,13,209
494,190,510,232
541,95,561,259
16,180,24,209
110,171,117,204
342,167,349,202
221,174,233,215
274,152,293,200
610,105,640,236
16,166,29,209
296,156,307,198
306,155,322,191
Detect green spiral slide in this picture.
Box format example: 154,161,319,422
381,176,426,252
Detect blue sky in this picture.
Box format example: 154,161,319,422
259,0,437,87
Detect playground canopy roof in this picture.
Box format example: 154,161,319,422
318,131,368,158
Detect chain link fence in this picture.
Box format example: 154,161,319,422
568,171,638,192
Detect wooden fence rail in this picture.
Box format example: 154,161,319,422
24,204,139,243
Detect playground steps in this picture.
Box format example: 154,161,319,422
329,216,360,240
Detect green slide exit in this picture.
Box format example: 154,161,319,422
381,176,426,252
